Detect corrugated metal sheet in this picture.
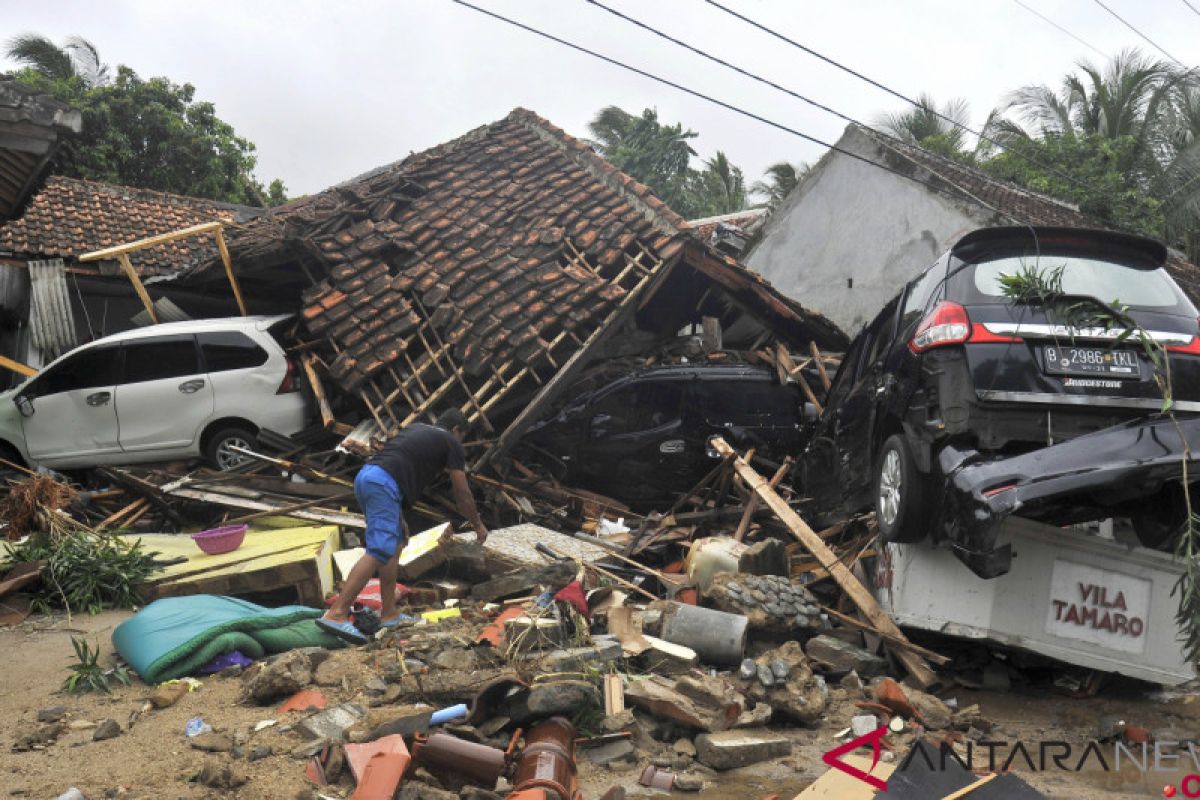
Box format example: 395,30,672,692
28,258,76,360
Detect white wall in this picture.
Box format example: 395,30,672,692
746,126,991,335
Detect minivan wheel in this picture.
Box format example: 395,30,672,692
205,426,257,471
875,434,932,544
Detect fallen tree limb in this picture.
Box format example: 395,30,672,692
711,436,939,689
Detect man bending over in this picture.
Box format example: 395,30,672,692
318,408,488,642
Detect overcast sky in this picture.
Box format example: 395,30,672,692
2,1,1198,202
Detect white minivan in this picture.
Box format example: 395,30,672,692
0,316,311,470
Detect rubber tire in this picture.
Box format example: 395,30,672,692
204,425,257,471
874,434,932,544
1130,483,1190,551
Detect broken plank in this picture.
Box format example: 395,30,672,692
711,436,938,689
301,353,335,429
165,486,365,528
819,605,950,666
734,457,792,542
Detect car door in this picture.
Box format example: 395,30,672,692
116,334,215,454
832,298,902,504
19,343,121,465
803,334,867,513
575,378,693,501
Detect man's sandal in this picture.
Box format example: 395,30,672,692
316,617,368,644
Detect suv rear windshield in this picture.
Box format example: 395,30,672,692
956,255,1195,314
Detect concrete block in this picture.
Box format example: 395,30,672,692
297,702,366,742
694,729,792,770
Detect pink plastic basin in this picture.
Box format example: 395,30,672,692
191,524,247,555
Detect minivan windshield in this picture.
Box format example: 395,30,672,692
966,255,1193,313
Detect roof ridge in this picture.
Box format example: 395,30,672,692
44,175,258,216
858,126,1086,220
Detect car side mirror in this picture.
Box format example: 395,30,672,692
589,413,611,438
14,395,33,418
802,402,819,422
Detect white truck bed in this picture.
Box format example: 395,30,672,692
874,517,1195,685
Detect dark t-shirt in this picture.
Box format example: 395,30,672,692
368,423,466,507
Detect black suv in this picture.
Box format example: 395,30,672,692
803,226,1200,578
523,364,806,508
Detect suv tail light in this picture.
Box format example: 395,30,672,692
1167,316,1200,354
910,301,971,353
277,358,299,394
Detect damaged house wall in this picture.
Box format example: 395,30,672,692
744,123,1200,335
185,108,846,457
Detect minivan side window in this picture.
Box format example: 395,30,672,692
590,381,684,436
900,261,945,335
702,381,798,426
121,335,201,384
824,334,867,407
25,344,120,397
199,331,269,372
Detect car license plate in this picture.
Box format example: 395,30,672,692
1043,345,1139,378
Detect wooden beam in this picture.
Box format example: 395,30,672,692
77,221,224,261
301,353,335,428
213,226,247,316
809,340,832,391
711,436,939,689
733,457,792,542
819,605,950,666
165,486,365,528
0,354,36,377
115,253,157,323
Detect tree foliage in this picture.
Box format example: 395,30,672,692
588,105,751,219
750,161,808,209
6,35,283,206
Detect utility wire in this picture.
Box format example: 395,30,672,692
1183,0,1200,20
449,0,1013,222
587,0,1098,204
1090,0,1185,66
1009,0,1108,58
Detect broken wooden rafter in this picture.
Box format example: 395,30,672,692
710,436,940,689
809,340,832,391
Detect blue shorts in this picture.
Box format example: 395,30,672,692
355,464,405,562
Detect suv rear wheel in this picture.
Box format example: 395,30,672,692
205,425,257,471
1130,482,1194,551
875,434,932,543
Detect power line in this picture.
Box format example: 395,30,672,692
1009,0,1108,59
587,0,1098,205
1183,0,1200,20
1090,0,1185,66
449,0,1012,222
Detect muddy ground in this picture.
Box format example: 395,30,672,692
0,611,1196,799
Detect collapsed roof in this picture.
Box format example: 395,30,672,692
188,108,845,456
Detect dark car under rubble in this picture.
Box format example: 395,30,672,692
803,226,1200,578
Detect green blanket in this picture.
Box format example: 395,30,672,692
112,595,343,684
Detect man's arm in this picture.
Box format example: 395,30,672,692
448,469,488,544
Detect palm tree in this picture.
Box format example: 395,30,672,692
750,161,808,209
996,48,1200,252
690,151,747,216
876,94,971,154
6,34,108,86
587,105,699,213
